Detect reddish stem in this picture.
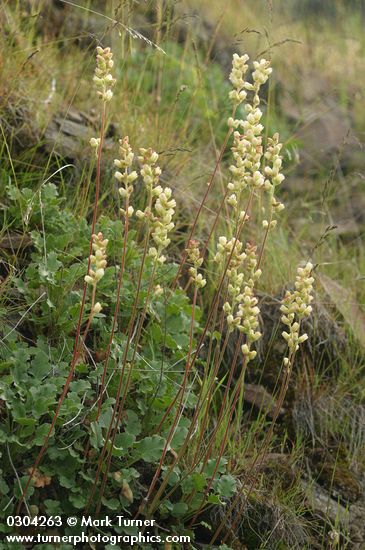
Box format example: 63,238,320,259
85,224,153,514
171,121,234,290
141,286,198,510
95,201,130,421
17,103,107,513
144,193,253,516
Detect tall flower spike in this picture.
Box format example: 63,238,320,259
228,55,272,129
226,55,273,218
94,46,115,102
215,239,261,362
136,148,161,226
215,239,261,361
137,148,161,193
250,58,272,108
280,262,315,364
264,133,285,190
187,240,206,289
227,115,265,214
229,53,249,106
136,149,175,264
262,132,285,230
148,187,176,264
238,244,262,362
85,232,108,287
114,137,138,219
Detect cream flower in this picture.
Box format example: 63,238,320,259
84,232,108,286
94,46,115,102
137,149,175,264
114,137,137,218
187,240,206,289
280,262,315,361
215,239,261,362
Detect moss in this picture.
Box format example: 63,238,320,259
319,464,362,502
261,457,297,493
310,448,362,503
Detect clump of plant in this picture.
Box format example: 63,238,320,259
0,43,315,547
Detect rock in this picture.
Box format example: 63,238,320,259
349,502,365,548
319,274,365,351
282,88,350,174
0,232,32,250
243,383,285,419
301,478,349,523
301,478,365,548
44,108,116,161
24,0,106,46
279,71,361,176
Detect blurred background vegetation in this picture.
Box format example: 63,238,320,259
2,0,364,287
1,1,365,548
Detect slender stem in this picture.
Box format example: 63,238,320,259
193,328,230,459
17,102,107,514
85,241,150,513
257,211,272,270
176,333,241,511
81,284,97,345
85,209,154,513
189,355,248,527
157,278,219,438
171,112,235,290
144,193,254,516
95,257,160,513
147,333,240,515
149,334,242,515
141,286,198,510
210,352,294,546
198,331,243,469
95,200,131,421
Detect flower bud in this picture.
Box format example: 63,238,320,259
92,302,102,314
